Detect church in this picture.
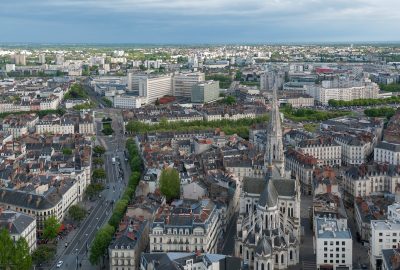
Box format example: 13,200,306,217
234,87,301,270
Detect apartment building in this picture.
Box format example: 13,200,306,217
149,199,221,253
297,137,342,166
285,149,317,195
314,217,353,270
334,133,374,165
344,163,400,200
109,216,149,270
0,209,37,253
374,141,400,166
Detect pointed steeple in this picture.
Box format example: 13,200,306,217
264,79,285,177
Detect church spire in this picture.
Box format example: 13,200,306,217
264,80,285,177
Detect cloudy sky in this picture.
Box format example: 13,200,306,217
1,0,399,44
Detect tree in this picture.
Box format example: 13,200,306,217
0,229,32,270
93,145,106,156
68,205,87,222
62,147,73,155
85,183,104,199
92,168,106,181
32,245,56,265
93,157,104,167
13,237,32,270
159,168,180,201
224,96,236,105
89,224,115,265
42,216,61,240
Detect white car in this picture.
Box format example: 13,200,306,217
56,261,63,268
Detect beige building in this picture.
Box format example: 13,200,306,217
298,137,342,166
0,209,37,253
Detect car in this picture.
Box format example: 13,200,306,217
65,242,68,247
56,261,63,268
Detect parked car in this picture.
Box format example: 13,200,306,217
56,261,63,268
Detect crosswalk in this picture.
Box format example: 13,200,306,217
302,260,317,270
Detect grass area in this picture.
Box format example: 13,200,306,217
328,96,400,107
72,102,96,110
240,81,260,88
126,115,269,140
379,83,400,92
205,74,232,89
281,107,351,122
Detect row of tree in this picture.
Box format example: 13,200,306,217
379,83,400,92
364,107,396,118
89,139,142,265
328,96,400,107
125,116,269,140
64,83,88,100
281,106,350,122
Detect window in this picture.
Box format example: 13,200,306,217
342,241,345,245
330,254,333,258
281,254,284,264
379,239,383,243
342,248,345,252
324,247,327,251
324,241,327,245
275,255,278,264
324,254,327,258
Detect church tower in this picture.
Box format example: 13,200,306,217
264,82,285,177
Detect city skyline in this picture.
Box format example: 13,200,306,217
1,0,400,43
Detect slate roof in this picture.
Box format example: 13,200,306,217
0,210,35,235
242,177,266,195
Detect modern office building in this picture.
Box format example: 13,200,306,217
12,53,26,65
139,75,172,104
173,72,205,98
38,53,46,64
191,80,220,103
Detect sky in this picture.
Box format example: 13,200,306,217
1,0,400,44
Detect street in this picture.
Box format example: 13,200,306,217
48,108,130,270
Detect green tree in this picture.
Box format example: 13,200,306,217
93,145,106,156
89,224,115,265
42,216,61,240
62,147,73,155
93,157,104,167
223,96,236,105
92,168,106,181
85,183,104,199
13,237,32,270
0,229,32,270
32,245,56,265
68,205,87,222
159,168,180,201
0,229,14,268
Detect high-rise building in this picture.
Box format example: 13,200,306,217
38,53,46,64
12,53,26,65
56,54,64,65
191,80,219,103
173,72,205,98
139,75,172,104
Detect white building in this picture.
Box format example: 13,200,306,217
314,217,352,270
0,210,37,253
307,78,379,105
298,138,342,166
374,141,400,166
344,163,400,199
149,199,220,253
113,95,143,109
173,72,205,98
370,218,400,270
334,134,374,165
139,75,172,104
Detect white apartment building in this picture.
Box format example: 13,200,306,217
334,134,374,165
0,210,37,253
285,149,317,195
36,119,75,135
113,95,143,109
307,78,379,105
139,75,172,104
370,218,400,270
314,217,353,270
40,97,60,110
298,138,342,166
173,72,205,98
0,177,86,232
149,199,220,253
344,164,400,199
374,141,400,166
